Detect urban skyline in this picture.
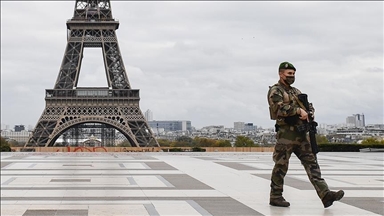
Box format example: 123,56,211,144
0,112,378,131
2,115,383,146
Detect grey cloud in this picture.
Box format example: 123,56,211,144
1,1,383,129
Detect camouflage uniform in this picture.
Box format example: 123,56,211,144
267,80,330,200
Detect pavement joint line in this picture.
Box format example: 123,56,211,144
156,175,175,188
126,176,138,185
2,177,17,185
187,200,213,216
144,203,160,216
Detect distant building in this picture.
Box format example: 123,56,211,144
354,114,365,128
346,113,365,128
244,123,257,132
234,122,256,132
27,125,34,131
234,122,245,132
14,125,25,132
144,109,153,121
1,124,11,130
1,130,31,143
346,116,356,128
201,125,225,133
365,124,384,136
148,120,192,132
366,124,384,129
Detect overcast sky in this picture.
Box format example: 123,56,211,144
1,1,383,130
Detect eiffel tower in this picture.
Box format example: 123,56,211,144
25,0,159,147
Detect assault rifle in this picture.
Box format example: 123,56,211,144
297,94,319,155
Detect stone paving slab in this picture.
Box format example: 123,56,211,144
1,152,383,216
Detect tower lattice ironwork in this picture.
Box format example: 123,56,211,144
25,0,158,147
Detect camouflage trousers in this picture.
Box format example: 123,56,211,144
270,129,330,200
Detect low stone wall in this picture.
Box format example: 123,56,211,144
11,146,274,153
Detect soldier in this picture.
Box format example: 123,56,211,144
267,61,344,208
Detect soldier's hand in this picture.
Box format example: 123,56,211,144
298,108,308,121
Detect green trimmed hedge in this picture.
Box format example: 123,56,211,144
1,145,11,152
163,147,207,152
318,143,384,152
191,147,206,152
167,148,183,152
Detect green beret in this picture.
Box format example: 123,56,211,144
279,62,296,71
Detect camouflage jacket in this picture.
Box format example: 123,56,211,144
267,81,302,126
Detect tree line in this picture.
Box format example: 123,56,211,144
0,136,12,151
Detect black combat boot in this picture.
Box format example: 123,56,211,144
269,197,290,207
322,190,344,208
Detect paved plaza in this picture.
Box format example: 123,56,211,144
1,152,383,216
